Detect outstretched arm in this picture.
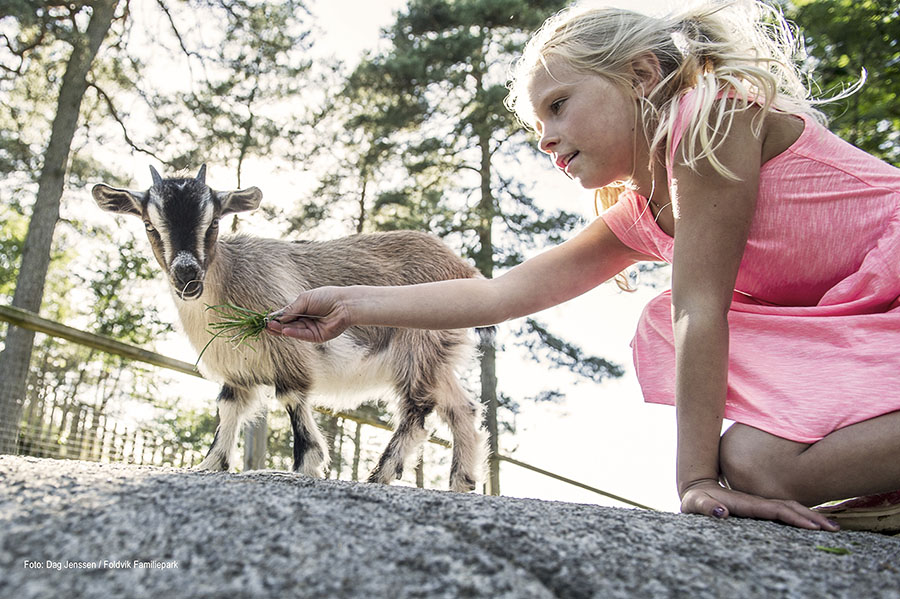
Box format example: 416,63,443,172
266,216,649,342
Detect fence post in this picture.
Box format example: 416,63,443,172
243,414,268,471
415,448,424,488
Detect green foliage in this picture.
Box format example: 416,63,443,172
0,3,76,180
788,0,900,164
303,0,579,251
140,0,314,182
155,404,219,453
0,205,28,299
77,234,173,345
197,303,270,364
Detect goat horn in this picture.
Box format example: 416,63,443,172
149,165,163,187
196,164,207,184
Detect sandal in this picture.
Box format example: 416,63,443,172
814,490,900,535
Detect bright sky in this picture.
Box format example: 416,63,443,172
302,0,684,512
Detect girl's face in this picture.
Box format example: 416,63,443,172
527,59,643,191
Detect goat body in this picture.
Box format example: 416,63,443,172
93,166,487,492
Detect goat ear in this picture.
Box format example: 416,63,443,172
217,187,262,215
92,184,145,217
196,164,207,184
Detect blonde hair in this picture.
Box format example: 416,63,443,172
506,0,852,290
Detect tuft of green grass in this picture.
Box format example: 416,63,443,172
196,303,271,365
815,545,852,555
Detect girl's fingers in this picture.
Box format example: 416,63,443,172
278,325,316,342
269,295,316,324
746,499,839,532
265,288,350,343
682,485,840,531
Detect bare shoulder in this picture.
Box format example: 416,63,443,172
761,109,805,164
675,102,764,180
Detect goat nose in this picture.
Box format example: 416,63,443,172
173,261,198,281
171,253,203,299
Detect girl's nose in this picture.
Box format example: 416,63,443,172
538,128,558,154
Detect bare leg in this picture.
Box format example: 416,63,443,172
720,409,900,507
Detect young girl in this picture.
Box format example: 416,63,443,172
268,0,900,532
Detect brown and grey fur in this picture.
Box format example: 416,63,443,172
92,165,488,492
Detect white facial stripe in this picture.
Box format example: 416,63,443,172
146,197,174,265
196,193,215,263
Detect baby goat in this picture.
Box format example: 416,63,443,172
92,165,487,492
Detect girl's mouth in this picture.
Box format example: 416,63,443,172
557,151,579,171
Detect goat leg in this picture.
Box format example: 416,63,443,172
283,394,328,477
195,384,262,472
436,379,488,493
367,402,432,485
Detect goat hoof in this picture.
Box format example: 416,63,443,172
193,457,228,472
366,467,397,486
450,474,477,493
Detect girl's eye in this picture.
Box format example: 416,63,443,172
550,98,566,114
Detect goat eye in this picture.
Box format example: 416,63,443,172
144,221,155,232
210,219,219,230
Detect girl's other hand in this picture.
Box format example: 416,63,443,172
266,287,352,343
680,479,841,532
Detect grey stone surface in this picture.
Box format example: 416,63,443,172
0,455,898,599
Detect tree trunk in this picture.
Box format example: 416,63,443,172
0,0,118,455
476,128,500,495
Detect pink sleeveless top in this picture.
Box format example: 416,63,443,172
601,98,900,443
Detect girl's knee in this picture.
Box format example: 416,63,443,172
719,424,808,502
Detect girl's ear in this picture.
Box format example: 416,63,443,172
631,52,662,97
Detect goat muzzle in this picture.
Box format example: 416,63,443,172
171,253,204,300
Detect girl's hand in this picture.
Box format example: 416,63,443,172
265,287,353,343
680,479,840,531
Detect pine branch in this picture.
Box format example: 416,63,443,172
88,81,166,162
519,318,624,384
154,0,203,79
